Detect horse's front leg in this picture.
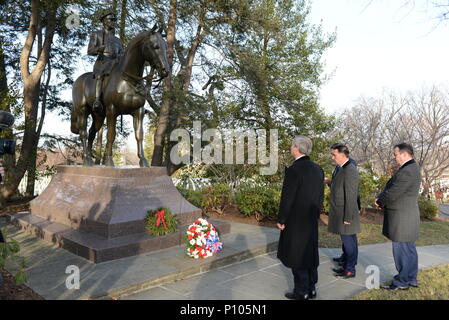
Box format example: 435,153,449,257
87,114,105,165
78,111,92,166
104,106,117,167
133,106,150,167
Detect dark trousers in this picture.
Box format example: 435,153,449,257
291,267,318,295
392,242,418,288
340,234,358,273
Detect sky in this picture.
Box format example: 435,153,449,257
309,0,449,114
42,0,449,148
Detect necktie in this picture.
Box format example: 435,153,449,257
332,165,340,179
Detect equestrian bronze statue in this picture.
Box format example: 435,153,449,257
70,14,169,167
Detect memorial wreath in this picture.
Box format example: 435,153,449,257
185,218,223,259
145,207,178,236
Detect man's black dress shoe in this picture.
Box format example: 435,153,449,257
333,257,345,263
334,271,356,279
380,284,409,291
332,267,345,273
309,290,317,299
285,292,309,300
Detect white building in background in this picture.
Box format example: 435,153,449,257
18,172,52,196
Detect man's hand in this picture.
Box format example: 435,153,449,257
343,221,351,225
374,199,383,210
277,223,286,231
324,177,331,185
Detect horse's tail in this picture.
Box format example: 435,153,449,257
71,73,91,134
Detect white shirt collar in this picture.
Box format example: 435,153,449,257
340,159,350,167
400,158,413,168
295,155,306,161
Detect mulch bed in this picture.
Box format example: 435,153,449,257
360,208,384,225
205,205,385,227
0,268,44,300
1,197,42,300
0,197,33,216
204,204,279,228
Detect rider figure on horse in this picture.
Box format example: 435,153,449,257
88,9,123,112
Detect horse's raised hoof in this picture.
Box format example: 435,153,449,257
104,156,115,167
139,158,150,168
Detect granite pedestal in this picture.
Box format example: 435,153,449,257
8,165,230,263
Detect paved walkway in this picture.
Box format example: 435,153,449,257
121,243,449,300
441,204,449,218
2,214,449,300
0,216,279,300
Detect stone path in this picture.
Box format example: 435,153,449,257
0,216,279,300
122,243,449,300
2,214,449,300
440,204,449,218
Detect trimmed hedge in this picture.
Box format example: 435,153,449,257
202,184,232,214
177,187,204,209
418,196,439,220
234,184,281,221
177,183,281,220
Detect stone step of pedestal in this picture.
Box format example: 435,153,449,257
1,216,280,300
7,211,231,264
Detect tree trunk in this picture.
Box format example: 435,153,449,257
152,0,177,167
0,38,17,200
0,0,56,204
119,0,127,43
165,8,205,175
25,150,37,197
112,0,118,13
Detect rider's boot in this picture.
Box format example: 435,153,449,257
93,76,104,112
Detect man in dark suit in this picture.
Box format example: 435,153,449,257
325,156,361,267
327,143,360,279
88,9,123,111
376,143,421,290
277,136,324,300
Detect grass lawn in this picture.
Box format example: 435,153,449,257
318,220,449,248
353,264,449,300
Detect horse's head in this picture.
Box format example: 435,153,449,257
142,25,170,79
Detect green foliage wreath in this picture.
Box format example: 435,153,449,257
145,207,178,236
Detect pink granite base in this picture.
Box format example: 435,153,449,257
11,165,231,263
30,166,202,238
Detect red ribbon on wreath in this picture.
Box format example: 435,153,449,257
154,209,168,230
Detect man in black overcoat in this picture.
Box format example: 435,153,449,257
277,135,324,300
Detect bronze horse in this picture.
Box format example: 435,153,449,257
71,26,169,167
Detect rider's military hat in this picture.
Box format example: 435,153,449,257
97,8,117,22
